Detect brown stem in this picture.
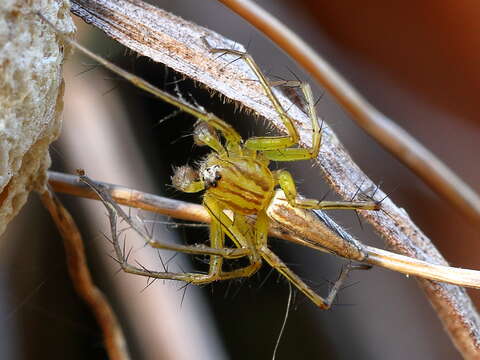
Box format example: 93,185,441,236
40,187,131,360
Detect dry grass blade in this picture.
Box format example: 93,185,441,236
40,187,131,360
66,0,480,357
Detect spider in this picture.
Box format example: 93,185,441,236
41,14,380,309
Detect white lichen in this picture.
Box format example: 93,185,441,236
0,0,75,235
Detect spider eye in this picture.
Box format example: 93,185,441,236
202,165,221,188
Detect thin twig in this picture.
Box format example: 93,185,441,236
48,170,209,223
217,0,480,226
40,187,131,360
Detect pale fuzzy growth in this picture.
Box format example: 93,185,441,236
171,165,199,192
0,1,74,236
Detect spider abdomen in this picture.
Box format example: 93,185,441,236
201,154,275,215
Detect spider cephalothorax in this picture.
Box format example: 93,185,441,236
174,145,276,215
201,155,274,213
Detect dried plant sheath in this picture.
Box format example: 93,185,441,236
67,1,480,357
267,191,367,262
267,190,480,289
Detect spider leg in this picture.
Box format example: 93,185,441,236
38,15,244,153
263,81,321,161
204,196,263,279
112,204,259,285
275,169,380,211
254,210,269,247
79,173,251,260
207,213,224,276
111,215,263,288
82,164,260,284
205,200,255,280
120,197,262,284
203,38,321,160
260,247,369,309
117,260,223,284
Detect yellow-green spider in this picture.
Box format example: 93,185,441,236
41,14,379,308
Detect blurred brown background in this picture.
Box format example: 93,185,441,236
1,1,479,359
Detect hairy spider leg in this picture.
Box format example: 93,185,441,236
111,201,259,284
80,175,258,285
203,39,321,161
248,208,365,308
117,205,263,285
260,249,370,309
202,198,353,307
202,196,262,280
275,170,380,211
